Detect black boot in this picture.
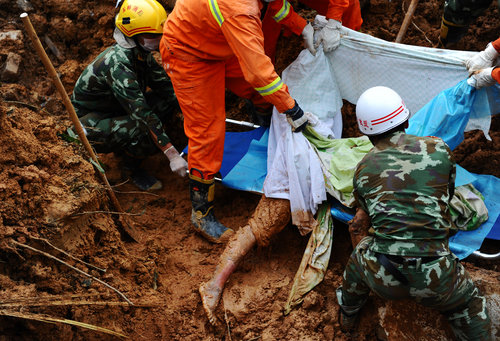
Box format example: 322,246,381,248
121,154,162,191
189,173,233,243
439,17,468,47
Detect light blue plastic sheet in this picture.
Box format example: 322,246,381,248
406,80,491,150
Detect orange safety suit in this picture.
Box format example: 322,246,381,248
263,0,363,61
492,37,500,83
160,0,296,179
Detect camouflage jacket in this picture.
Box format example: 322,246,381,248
353,131,456,256
71,44,176,147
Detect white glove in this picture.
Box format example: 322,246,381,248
465,43,499,74
164,146,188,177
301,22,316,56
315,19,342,53
467,67,496,89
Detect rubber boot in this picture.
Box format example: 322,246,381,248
336,287,365,333
189,173,233,243
121,153,162,191
439,17,469,47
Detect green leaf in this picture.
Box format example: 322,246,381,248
89,158,105,174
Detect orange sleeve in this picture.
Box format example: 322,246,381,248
492,67,500,84
266,0,307,36
326,0,350,21
492,37,500,54
221,14,295,113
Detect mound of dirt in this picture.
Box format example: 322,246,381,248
0,0,499,340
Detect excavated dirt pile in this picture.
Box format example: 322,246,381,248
0,0,499,340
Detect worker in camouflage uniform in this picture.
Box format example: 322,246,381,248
439,0,497,46
71,0,186,191
336,86,492,340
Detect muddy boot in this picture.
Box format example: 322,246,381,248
121,154,162,191
439,17,468,47
336,287,364,333
189,173,233,243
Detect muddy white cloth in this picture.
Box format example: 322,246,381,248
264,48,341,232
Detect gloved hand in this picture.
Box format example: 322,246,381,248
164,145,188,177
301,22,316,56
284,101,308,132
465,43,499,74
467,67,496,89
315,19,342,53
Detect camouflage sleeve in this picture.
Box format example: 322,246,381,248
108,59,170,147
353,163,369,213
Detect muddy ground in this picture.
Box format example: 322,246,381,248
0,0,499,340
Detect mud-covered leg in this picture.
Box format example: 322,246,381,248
199,225,256,325
199,195,291,324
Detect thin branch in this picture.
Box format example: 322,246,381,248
113,190,159,197
224,306,232,341
111,179,130,188
401,0,434,46
70,210,143,217
11,240,133,305
3,100,39,110
0,310,127,339
411,21,434,46
0,300,156,308
30,236,107,273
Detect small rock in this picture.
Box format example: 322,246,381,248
1,52,22,82
322,324,335,340
16,0,34,12
0,30,23,42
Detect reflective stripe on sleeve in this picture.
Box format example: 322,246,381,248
208,0,224,26
255,77,284,96
273,0,290,23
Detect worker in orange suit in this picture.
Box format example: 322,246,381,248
263,0,363,61
160,0,309,244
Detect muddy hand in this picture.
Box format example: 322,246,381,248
348,208,371,249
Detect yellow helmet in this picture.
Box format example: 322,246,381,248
115,0,167,37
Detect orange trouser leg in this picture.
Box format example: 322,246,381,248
225,56,271,111
162,54,226,178
342,0,363,31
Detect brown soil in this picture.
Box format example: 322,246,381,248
0,0,499,340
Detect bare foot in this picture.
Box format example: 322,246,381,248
199,281,222,325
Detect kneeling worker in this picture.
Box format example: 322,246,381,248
336,86,491,340
71,0,186,191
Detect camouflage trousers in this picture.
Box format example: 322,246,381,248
77,92,175,158
443,0,496,26
338,237,491,341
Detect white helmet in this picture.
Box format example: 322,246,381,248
355,86,410,136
